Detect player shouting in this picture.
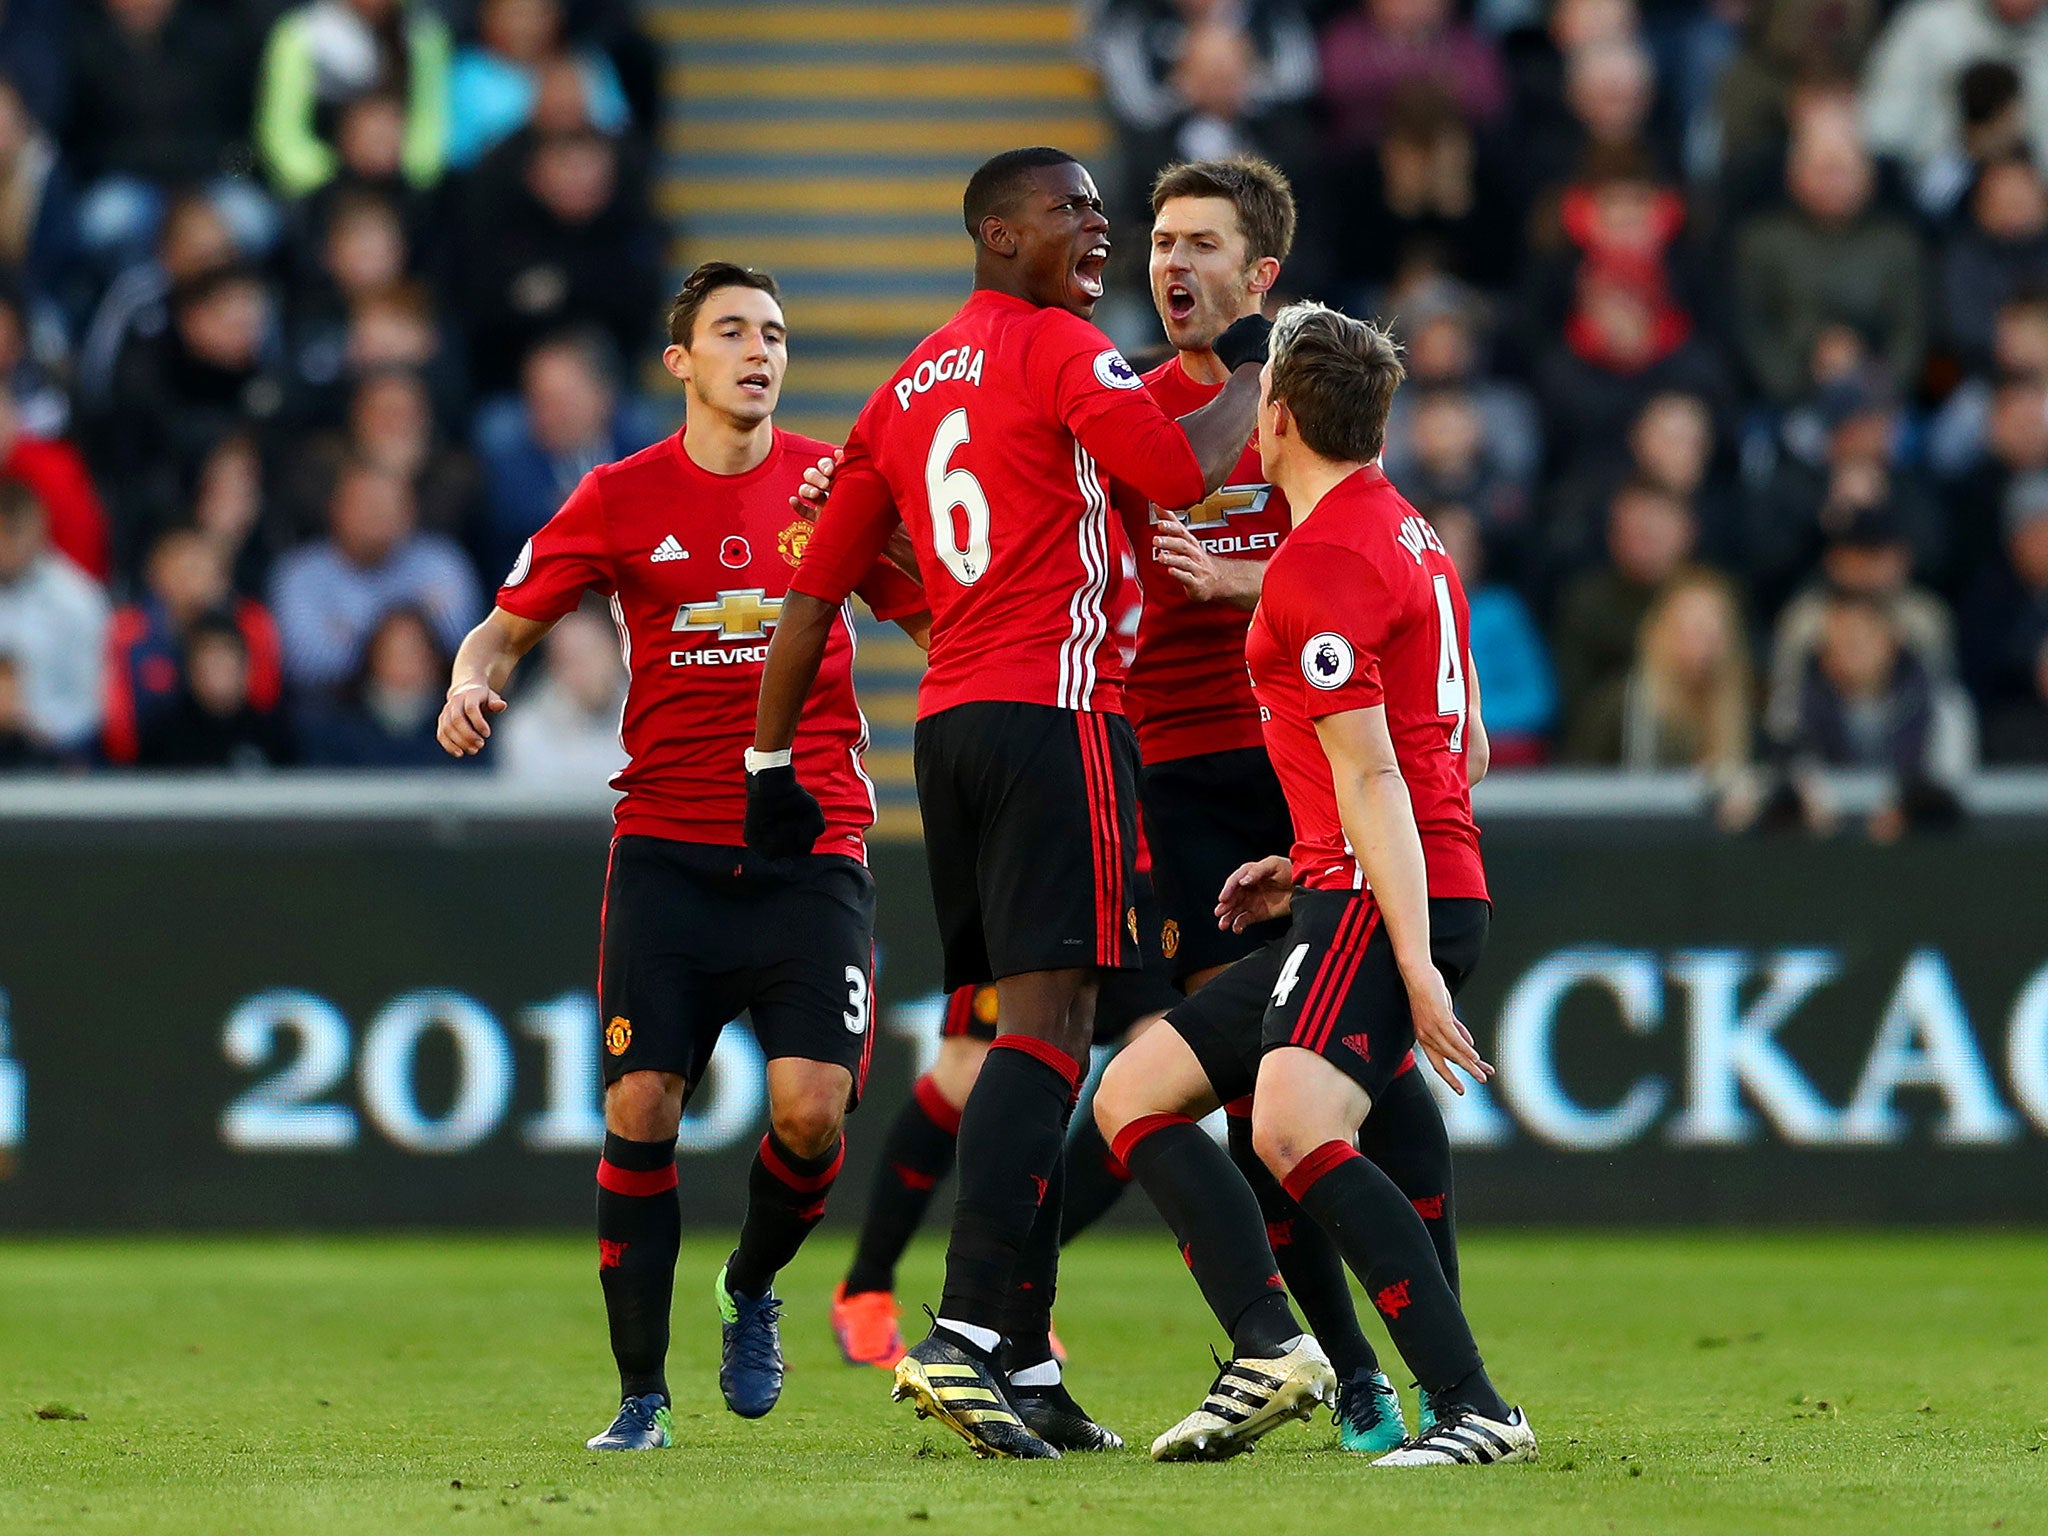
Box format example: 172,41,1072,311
436,263,929,1452
1093,302,1538,1466
748,147,1268,1458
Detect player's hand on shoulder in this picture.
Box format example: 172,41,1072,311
438,682,506,757
1215,854,1294,931
789,451,840,515
743,753,827,859
1405,965,1492,1095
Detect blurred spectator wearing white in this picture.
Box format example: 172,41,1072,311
474,330,657,578
1860,0,2048,180
448,0,629,169
496,606,626,783
255,0,451,199
1733,114,1925,407
269,461,479,692
0,481,110,756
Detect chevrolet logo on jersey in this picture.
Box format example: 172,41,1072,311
1178,482,1270,530
674,589,782,640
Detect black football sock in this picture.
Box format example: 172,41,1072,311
1058,1098,1131,1243
1358,1063,1460,1297
1002,1096,1071,1374
1226,1103,1378,1380
726,1129,844,1297
596,1131,681,1403
937,1036,1078,1335
1283,1141,1508,1420
1116,1113,1302,1359
844,1074,959,1297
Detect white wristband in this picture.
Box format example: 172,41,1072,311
745,748,792,773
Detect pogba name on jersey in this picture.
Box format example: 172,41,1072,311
893,345,986,410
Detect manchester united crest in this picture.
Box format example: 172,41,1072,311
1127,906,1140,945
1162,919,1180,959
605,1016,632,1056
778,517,814,567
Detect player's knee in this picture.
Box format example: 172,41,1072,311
1090,1053,1145,1142
605,1071,683,1142
1249,1110,1313,1182
770,1094,845,1159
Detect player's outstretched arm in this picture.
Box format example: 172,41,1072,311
744,591,837,856
437,608,553,756
1172,314,1271,496
1315,706,1493,1093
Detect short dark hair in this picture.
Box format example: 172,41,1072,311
1149,155,1297,265
1267,303,1405,463
666,261,781,347
963,147,1080,240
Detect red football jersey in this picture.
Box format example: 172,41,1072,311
494,429,924,859
1246,465,1487,899
1117,353,1294,765
789,289,1207,718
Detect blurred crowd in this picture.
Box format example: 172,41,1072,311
0,0,658,777
1087,0,2048,829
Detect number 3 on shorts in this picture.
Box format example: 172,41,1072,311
1271,942,1311,1009
843,966,870,1035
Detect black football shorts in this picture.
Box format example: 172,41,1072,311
1140,745,1296,986
915,700,1142,991
1168,893,1489,1104
597,836,877,1105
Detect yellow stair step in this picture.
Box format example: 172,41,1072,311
674,231,967,274
667,117,1104,158
667,60,1096,101
659,175,963,217
650,5,1078,45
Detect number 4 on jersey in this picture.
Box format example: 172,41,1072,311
1432,573,1467,753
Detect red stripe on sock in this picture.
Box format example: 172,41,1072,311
912,1072,963,1136
758,1134,845,1194
596,1158,678,1197
941,986,979,1038
1303,908,1379,1057
1280,1139,1361,1204
990,1032,1083,1092
1291,897,1368,1048
1223,1096,1254,1120
1109,1111,1194,1172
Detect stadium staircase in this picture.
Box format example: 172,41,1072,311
645,0,1107,836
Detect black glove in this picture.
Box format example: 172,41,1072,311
744,763,826,859
1214,312,1274,372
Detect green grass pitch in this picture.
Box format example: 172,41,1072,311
3,1230,2044,1535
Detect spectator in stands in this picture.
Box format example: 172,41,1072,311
299,604,476,766
1383,295,1542,487
0,383,109,582
1928,287,2048,480
1942,153,2048,376
1767,508,1957,742
1429,502,1555,764
1715,0,1877,174
269,460,479,692
496,605,626,781
448,0,629,169
77,191,238,412
135,611,294,768
287,188,415,417
0,280,69,437
1981,634,2048,759
1771,590,1974,838
1329,82,1520,298
1522,34,1674,209
1396,383,1530,566
455,125,658,389
284,368,476,548
0,73,75,313
474,330,656,577
1553,476,1698,756
1733,114,1925,406
1860,0,2048,180
95,264,289,568
0,652,58,769
1908,60,2030,219
1589,570,1754,783
255,0,451,199
290,89,440,269
1318,0,1509,155
0,480,110,757
104,527,283,763
63,0,265,271
189,432,275,597
1748,371,1945,613
1961,469,2048,717
0,0,65,137
1546,387,1728,583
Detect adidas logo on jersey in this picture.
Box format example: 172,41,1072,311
651,535,688,563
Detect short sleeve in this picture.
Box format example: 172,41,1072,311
495,472,613,622
1266,546,1396,718
789,417,901,606
1029,309,1206,510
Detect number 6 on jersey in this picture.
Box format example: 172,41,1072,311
925,408,991,586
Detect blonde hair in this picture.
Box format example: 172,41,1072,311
1624,571,1754,772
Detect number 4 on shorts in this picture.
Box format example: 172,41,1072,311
1271,943,1311,1009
